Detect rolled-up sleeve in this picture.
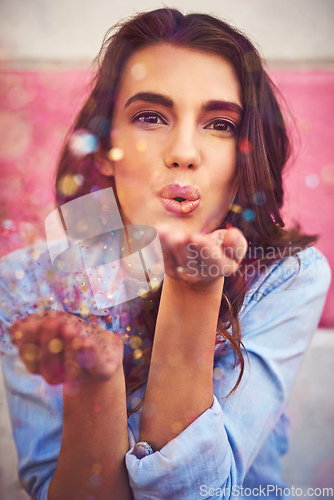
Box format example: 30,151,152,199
0,247,63,500
2,354,63,500
125,248,331,499
126,396,234,499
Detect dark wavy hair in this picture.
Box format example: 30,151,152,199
55,8,316,407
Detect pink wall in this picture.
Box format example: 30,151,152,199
0,69,333,326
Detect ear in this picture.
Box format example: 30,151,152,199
94,152,114,177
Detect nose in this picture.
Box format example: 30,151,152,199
164,123,200,170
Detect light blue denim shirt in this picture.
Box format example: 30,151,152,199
0,242,331,500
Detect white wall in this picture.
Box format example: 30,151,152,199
0,0,333,64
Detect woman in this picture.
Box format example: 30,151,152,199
0,8,331,500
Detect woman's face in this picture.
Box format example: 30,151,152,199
108,43,242,236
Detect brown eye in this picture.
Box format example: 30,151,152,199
132,112,167,125
205,119,238,136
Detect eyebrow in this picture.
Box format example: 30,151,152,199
125,92,173,109
203,100,243,117
124,91,243,116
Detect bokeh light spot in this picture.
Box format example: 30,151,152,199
252,191,266,205
48,338,64,354
130,62,147,80
230,204,242,214
57,174,81,196
136,140,147,152
238,138,252,155
213,366,224,380
321,163,334,184
69,129,99,156
108,147,124,161
305,174,320,189
0,111,32,159
243,209,255,222
130,336,143,349
22,343,40,362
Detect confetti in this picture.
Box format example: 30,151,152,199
79,305,90,317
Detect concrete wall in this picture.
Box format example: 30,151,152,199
0,0,333,64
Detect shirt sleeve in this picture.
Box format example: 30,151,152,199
0,247,64,500
125,248,331,499
1,354,63,500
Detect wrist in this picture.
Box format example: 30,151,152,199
163,272,224,297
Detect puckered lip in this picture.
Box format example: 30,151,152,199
159,183,201,202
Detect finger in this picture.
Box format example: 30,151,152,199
88,331,124,379
176,233,219,276
9,315,39,346
40,316,89,384
39,318,67,384
156,229,182,277
10,317,42,373
221,227,248,263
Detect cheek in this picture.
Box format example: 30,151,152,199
210,153,237,189
112,157,147,207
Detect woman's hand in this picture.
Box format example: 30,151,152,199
9,312,124,385
157,225,247,287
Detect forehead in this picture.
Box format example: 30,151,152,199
117,43,242,107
